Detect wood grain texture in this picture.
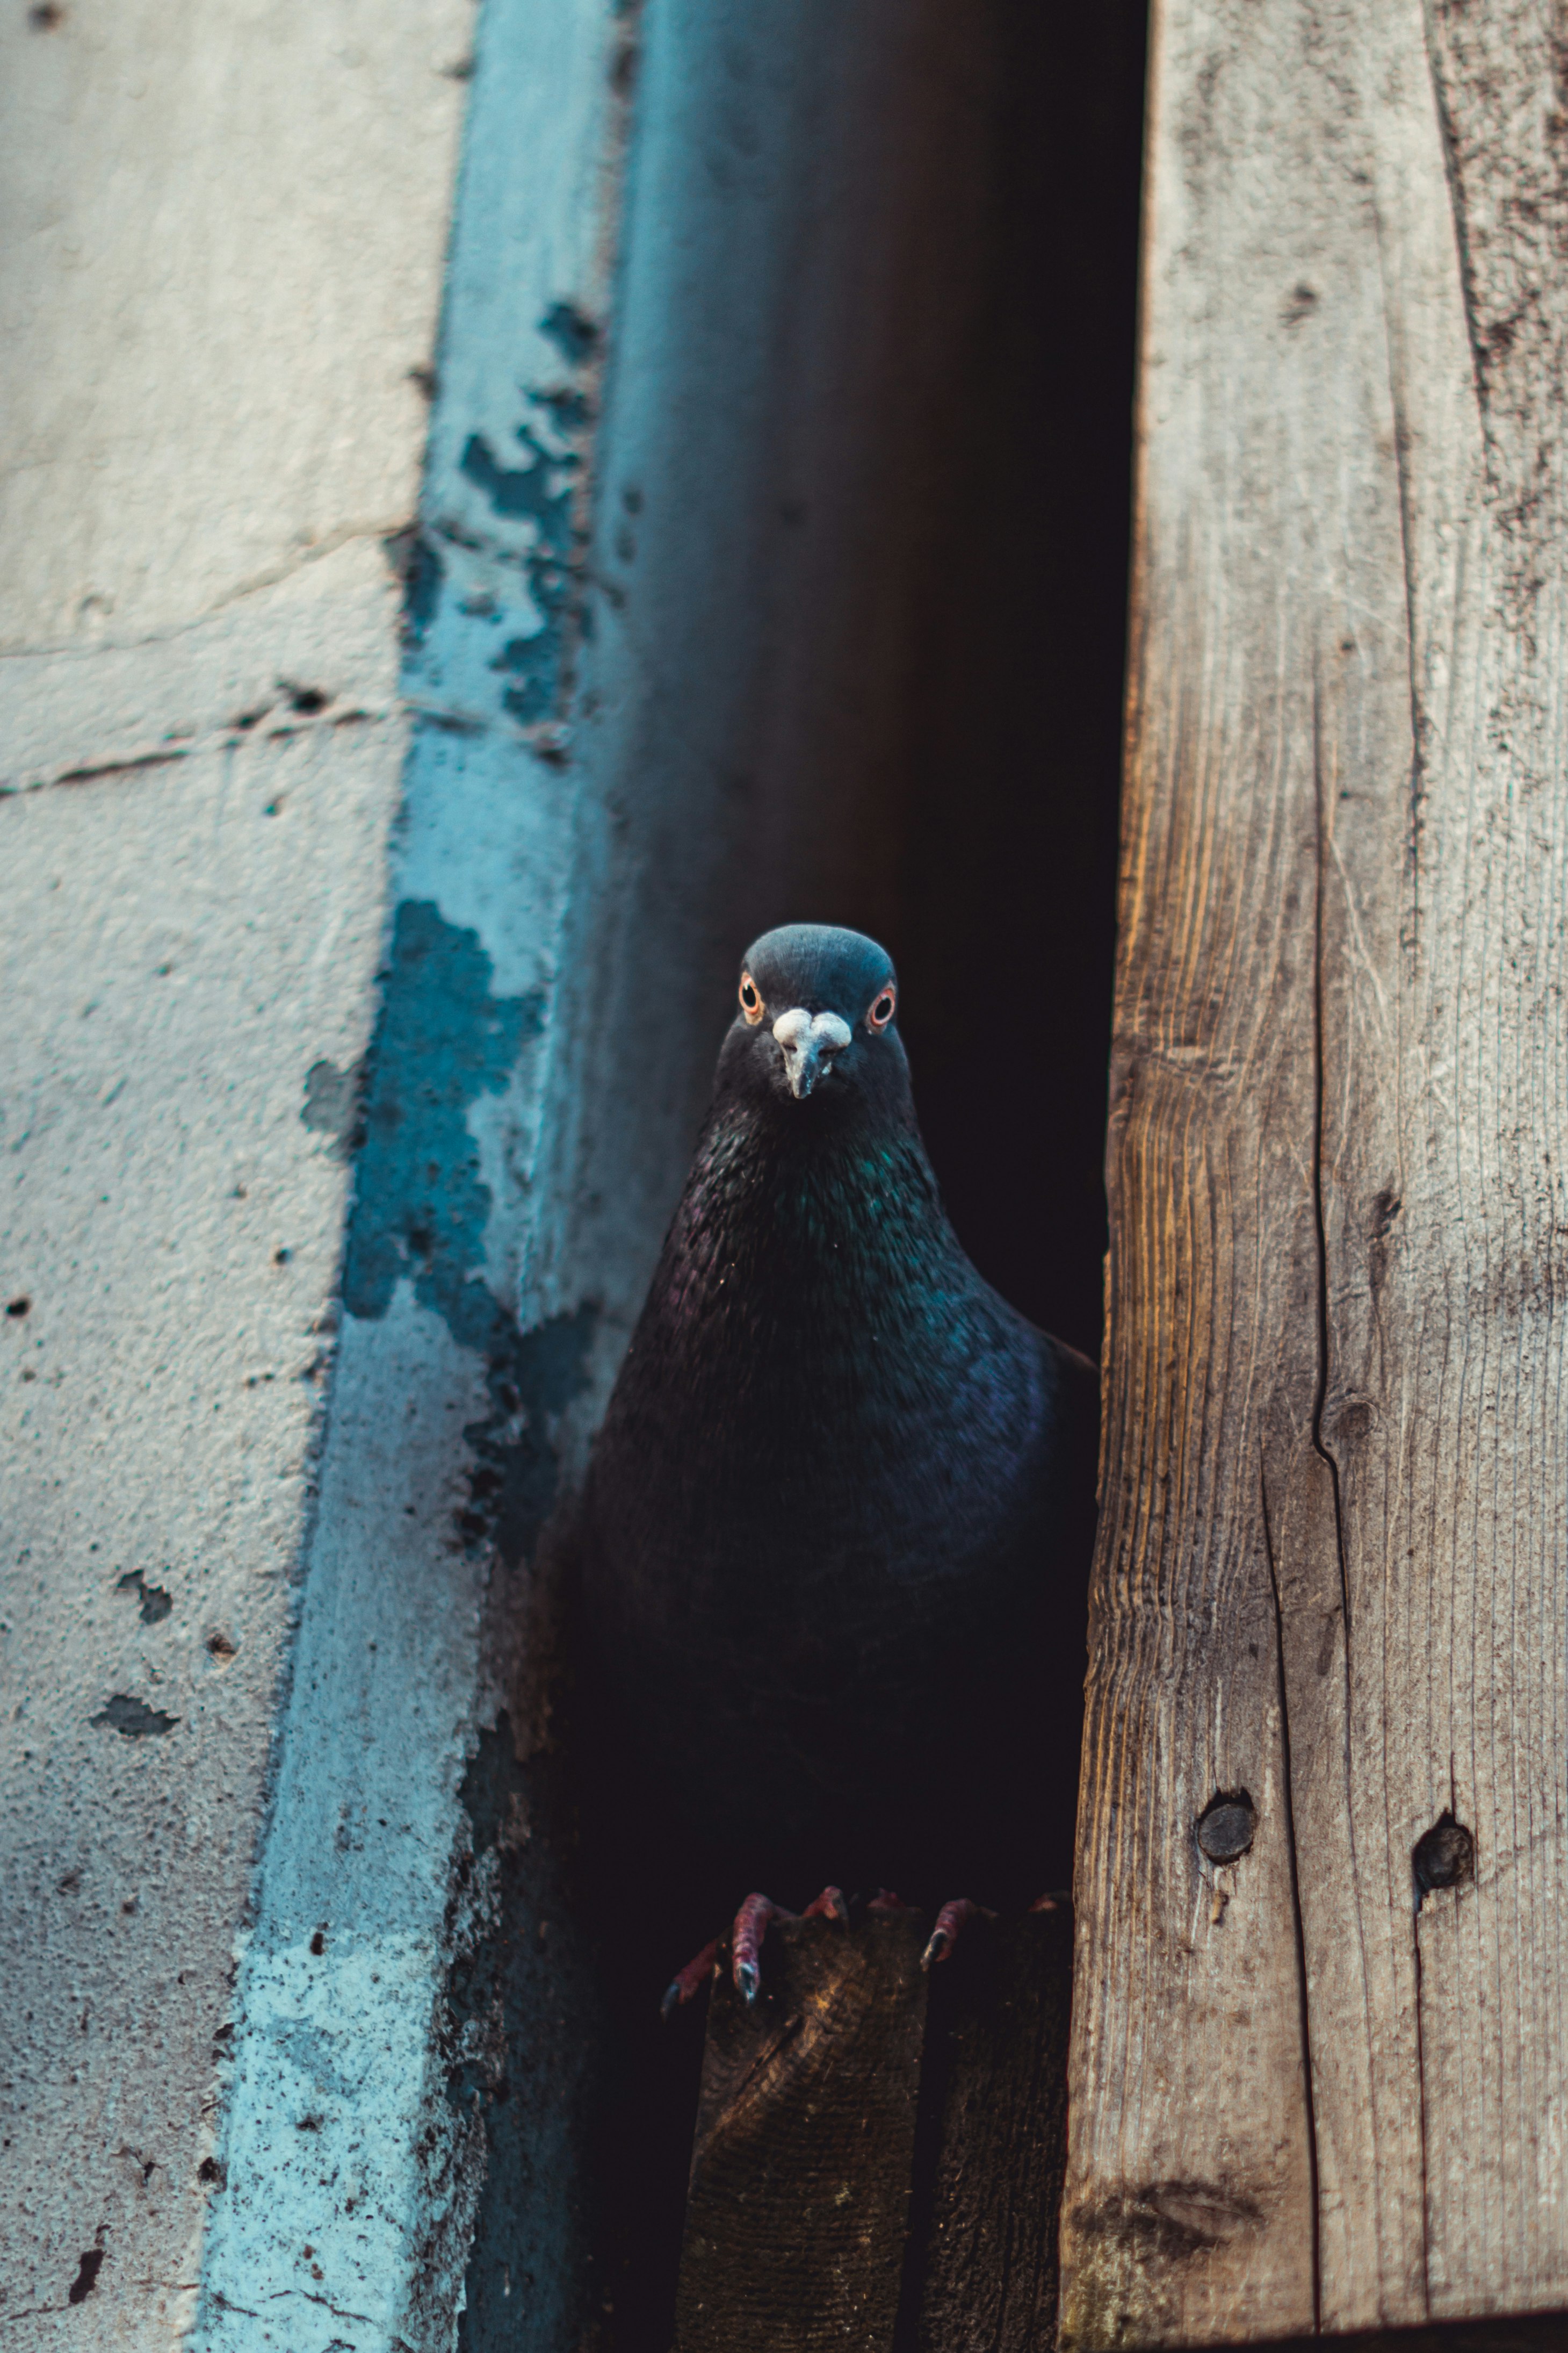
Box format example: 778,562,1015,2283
915,1903,1073,2351
675,1909,1074,2351
1166,2312,1568,2353
1060,0,1568,2341
676,1913,929,2353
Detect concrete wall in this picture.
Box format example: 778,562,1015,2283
2,2,479,2340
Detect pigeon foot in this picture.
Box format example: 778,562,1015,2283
920,1897,991,1968
732,1886,849,2004
659,1887,849,2020
920,1889,1069,1968
660,1937,720,2023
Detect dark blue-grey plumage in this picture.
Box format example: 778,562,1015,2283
579,924,1097,1912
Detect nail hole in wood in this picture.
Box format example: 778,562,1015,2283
1196,1790,1255,1864
1413,1810,1474,1901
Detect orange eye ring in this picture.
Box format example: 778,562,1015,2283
866,984,897,1032
739,972,766,1025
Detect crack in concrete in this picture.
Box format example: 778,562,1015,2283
4,701,395,799
0,519,413,665
205,2289,261,2318
269,2285,377,2325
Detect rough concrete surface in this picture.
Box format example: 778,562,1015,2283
188,3,637,2348
1,737,400,2339
2,0,472,653
0,0,469,2341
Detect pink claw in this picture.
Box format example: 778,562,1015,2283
921,1896,995,1969
660,1937,719,2023
732,1886,847,2004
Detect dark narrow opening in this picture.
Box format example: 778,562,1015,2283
793,4,1147,1364
459,1,1145,2345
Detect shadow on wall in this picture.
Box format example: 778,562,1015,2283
555,0,1147,1366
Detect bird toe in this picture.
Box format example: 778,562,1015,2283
660,1935,720,2022
920,1896,994,1968
729,1885,847,2003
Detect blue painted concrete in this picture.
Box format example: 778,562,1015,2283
192,1,634,2344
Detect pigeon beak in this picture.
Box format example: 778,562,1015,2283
771,1008,852,1099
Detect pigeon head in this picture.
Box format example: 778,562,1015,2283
715,923,909,1120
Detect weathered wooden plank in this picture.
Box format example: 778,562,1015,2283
676,1912,929,2353
914,1903,1073,2351
1062,0,1568,2340
675,1908,1074,2351
1194,2306,1560,2343
1200,2313,1568,2353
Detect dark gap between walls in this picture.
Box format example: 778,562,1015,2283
457,0,1147,2345
877,0,1146,1360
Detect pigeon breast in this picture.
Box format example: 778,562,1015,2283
579,940,1097,1901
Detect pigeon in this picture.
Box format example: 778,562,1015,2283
576,922,1099,2002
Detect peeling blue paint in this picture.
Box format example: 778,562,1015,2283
407,251,600,741
458,429,581,725
341,896,595,1563
530,385,594,434
343,898,544,1337
403,533,447,646
461,427,580,530
197,0,634,2334
538,299,601,367
335,892,599,2351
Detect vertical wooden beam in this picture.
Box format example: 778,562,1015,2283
915,1904,1073,2350
677,1913,930,2353
1061,0,1568,2340
675,1908,1074,2350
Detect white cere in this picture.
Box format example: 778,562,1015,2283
771,1008,853,1098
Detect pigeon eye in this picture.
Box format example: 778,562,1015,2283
739,973,765,1025
866,985,896,1032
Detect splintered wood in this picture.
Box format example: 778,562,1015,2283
1061,0,1568,2343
